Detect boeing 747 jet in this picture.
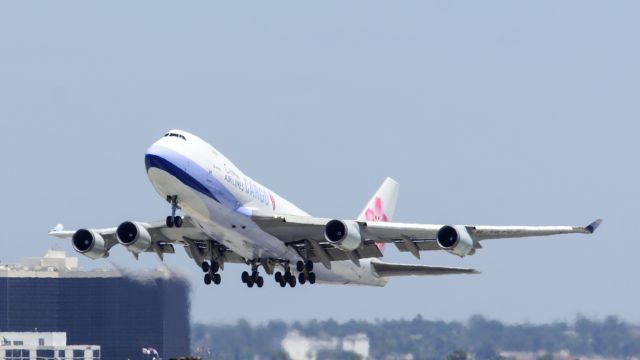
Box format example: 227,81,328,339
50,130,601,288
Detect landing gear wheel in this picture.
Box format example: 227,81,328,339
284,271,292,282
296,261,305,273
298,273,306,285
201,261,210,273
247,278,254,288
241,271,249,283
166,216,174,228
174,216,183,228
251,271,259,283
279,279,286,288
204,273,212,285
210,261,220,274
256,276,264,288
308,272,316,284
275,271,283,283
288,276,297,288
305,260,314,272
213,273,221,285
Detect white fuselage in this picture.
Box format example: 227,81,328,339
144,130,386,286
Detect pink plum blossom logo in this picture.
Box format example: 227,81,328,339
364,197,389,222
364,197,388,252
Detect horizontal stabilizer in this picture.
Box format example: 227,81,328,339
372,261,479,277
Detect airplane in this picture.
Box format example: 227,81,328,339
49,129,602,288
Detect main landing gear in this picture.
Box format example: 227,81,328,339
202,260,221,286
296,260,316,285
273,260,316,288
165,195,183,228
239,259,317,289
241,263,264,288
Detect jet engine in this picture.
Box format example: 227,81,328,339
324,220,362,252
116,221,152,254
436,225,475,257
72,229,108,259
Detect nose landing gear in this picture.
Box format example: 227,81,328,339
165,195,183,228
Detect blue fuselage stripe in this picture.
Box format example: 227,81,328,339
145,154,222,203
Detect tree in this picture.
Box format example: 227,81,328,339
447,349,469,360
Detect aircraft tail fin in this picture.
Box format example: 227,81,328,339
357,177,399,253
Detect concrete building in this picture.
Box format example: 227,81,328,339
0,332,99,360
0,251,190,360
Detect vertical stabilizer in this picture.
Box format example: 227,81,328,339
357,178,399,253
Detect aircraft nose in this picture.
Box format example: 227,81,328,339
145,144,169,172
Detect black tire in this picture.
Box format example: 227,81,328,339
204,273,212,285
305,260,314,272
298,273,306,285
279,279,286,288
241,271,249,283
308,272,316,284
201,261,210,273
210,261,220,273
213,273,221,285
289,276,297,288
284,271,292,282
166,216,174,228
296,261,305,273
247,279,254,288
256,276,264,288
275,271,283,283
251,271,259,282
174,216,183,228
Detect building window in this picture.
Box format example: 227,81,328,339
39,338,45,346
36,349,54,359
5,349,30,360
12,341,23,346
73,349,85,359
92,349,100,359
58,350,66,358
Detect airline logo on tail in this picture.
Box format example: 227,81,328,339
364,197,389,222
358,177,400,254
364,197,389,252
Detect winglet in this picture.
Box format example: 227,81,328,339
586,219,603,234
49,224,64,234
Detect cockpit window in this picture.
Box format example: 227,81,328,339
163,133,186,140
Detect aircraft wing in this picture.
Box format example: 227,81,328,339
49,217,245,264
371,260,479,277
253,214,601,266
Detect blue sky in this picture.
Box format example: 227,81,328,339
0,1,638,324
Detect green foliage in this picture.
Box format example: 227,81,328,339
446,349,469,360
191,315,640,359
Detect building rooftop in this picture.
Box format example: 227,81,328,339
0,250,180,279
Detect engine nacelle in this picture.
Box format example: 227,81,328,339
116,221,152,254
324,220,363,252
436,225,475,257
72,229,108,259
